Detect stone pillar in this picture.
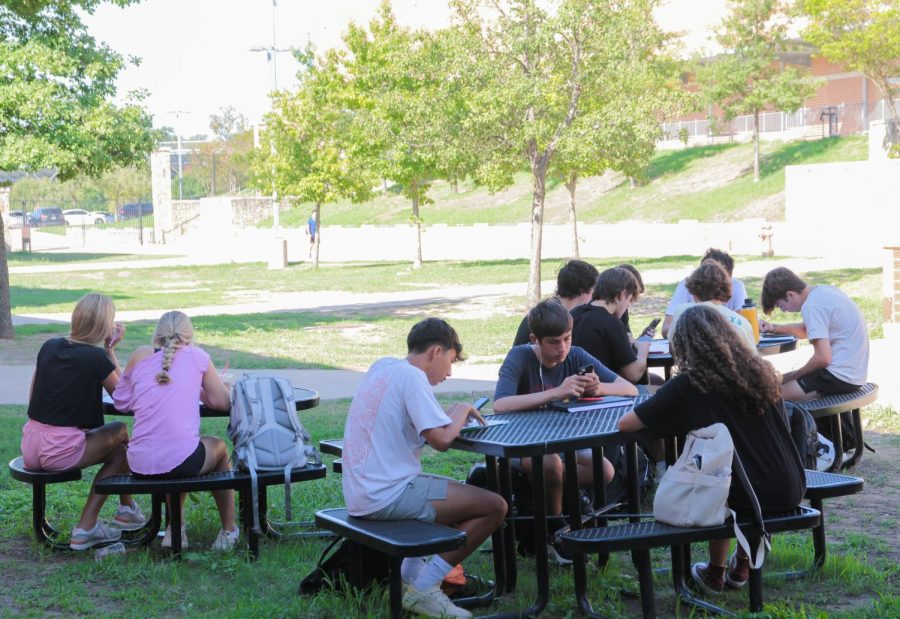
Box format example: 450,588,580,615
150,148,173,244
1,187,10,253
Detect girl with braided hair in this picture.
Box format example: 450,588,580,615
618,305,805,595
113,311,239,551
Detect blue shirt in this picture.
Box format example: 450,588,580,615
494,344,619,404
307,217,317,236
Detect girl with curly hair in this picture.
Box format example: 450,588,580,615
113,311,237,551
618,305,805,595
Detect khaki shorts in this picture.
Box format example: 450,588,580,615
363,475,450,522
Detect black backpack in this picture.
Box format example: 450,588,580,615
782,400,818,469
299,537,391,595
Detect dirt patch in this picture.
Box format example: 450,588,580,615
732,191,784,221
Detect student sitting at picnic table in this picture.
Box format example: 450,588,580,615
616,263,651,342
21,293,145,550
667,260,756,349
512,259,598,346
760,267,869,401
618,305,806,595
661,248,747,338
342,317,507,619
495,297,637,563
571,267,651,385
112,311,238,551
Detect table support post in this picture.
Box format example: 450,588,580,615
530,455,549,616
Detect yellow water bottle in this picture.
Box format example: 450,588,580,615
739,298,760,344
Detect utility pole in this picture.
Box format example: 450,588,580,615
167,110,191,200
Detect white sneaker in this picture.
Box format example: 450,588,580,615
70,522,122,550
402,583,472,618
112,503,146,531
547,542,573,566
212,526,240,551
161,525,188,549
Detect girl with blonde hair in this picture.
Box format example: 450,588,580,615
113,311,237,550
22,293,145,550
619,305,805,595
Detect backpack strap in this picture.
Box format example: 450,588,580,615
729,450,771,569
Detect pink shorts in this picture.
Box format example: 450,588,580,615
21,419,87,471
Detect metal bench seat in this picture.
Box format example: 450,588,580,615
803,469,863,572
315,507,467,619
561,506,821,618
9,457,86,550
319,438,344,457
95,464,326,559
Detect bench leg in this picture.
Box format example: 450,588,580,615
389,556,403,619
31,483,72,551
498,457,518,593
748,566,763,612
591,447,610,570
826,416,844,473
811,497,826,572
238,486,259,560
168,492,184,559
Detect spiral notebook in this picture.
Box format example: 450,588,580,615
549,396,634,413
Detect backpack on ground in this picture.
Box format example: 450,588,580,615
228,374,321,533
298,537,391,595
781,400,819,470
653,423,770,569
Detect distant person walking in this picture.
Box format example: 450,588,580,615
306,211,317,258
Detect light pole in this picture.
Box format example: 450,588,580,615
250,0,297,263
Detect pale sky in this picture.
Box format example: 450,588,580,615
83,0,730,137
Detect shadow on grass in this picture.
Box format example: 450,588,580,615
10,286,134,310
758,138,848,179
644,144,739,180
7,252,138,265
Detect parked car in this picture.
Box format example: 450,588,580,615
7,211,26,228
29,207,65,227
117,202,153,220
63,209,113,226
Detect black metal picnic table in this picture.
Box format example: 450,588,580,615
450,395,652,618
647,334,798,380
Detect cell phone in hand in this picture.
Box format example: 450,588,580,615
641,318,661,337
576,363,595,376
472,396,490,411
107,325,124,348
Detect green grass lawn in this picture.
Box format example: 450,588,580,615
1,400,896,617
265,136,866,227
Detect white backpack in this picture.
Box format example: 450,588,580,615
653,423,771,568
228,375,321,533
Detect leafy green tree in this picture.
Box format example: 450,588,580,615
0,0,154,339
797,0,900,152
452,0,672,305
697,0,819,182
252,46,374,268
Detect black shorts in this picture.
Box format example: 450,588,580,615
796,369,860,395
133,442,206,479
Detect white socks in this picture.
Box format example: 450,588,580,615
412,555,453,591
401,556,427,584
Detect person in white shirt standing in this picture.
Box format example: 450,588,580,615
760,267,869,401
342,318,507,619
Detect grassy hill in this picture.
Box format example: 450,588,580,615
273,136,866,227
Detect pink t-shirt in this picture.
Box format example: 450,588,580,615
113,345,209,475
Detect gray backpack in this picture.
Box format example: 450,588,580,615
228,375,321,533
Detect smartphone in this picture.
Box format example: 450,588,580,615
472,396,490,411
641,317,661,336
576,363,595,376
107,324,124,348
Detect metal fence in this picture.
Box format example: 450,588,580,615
661,100,899,141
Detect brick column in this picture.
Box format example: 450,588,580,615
884,246,900,341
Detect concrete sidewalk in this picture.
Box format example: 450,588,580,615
2,339,896,408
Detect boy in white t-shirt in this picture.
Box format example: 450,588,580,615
662,248,747,338
760,267,869,401
342,318,507,619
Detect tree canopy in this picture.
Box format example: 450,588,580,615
698,0,819,182
0,0,154,339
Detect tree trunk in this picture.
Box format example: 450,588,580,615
565,174,579,259
312,202,321,269
0,212,14,340
453,179,459,194
526,165,547,308
411,182,423,269
753,110,760,183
